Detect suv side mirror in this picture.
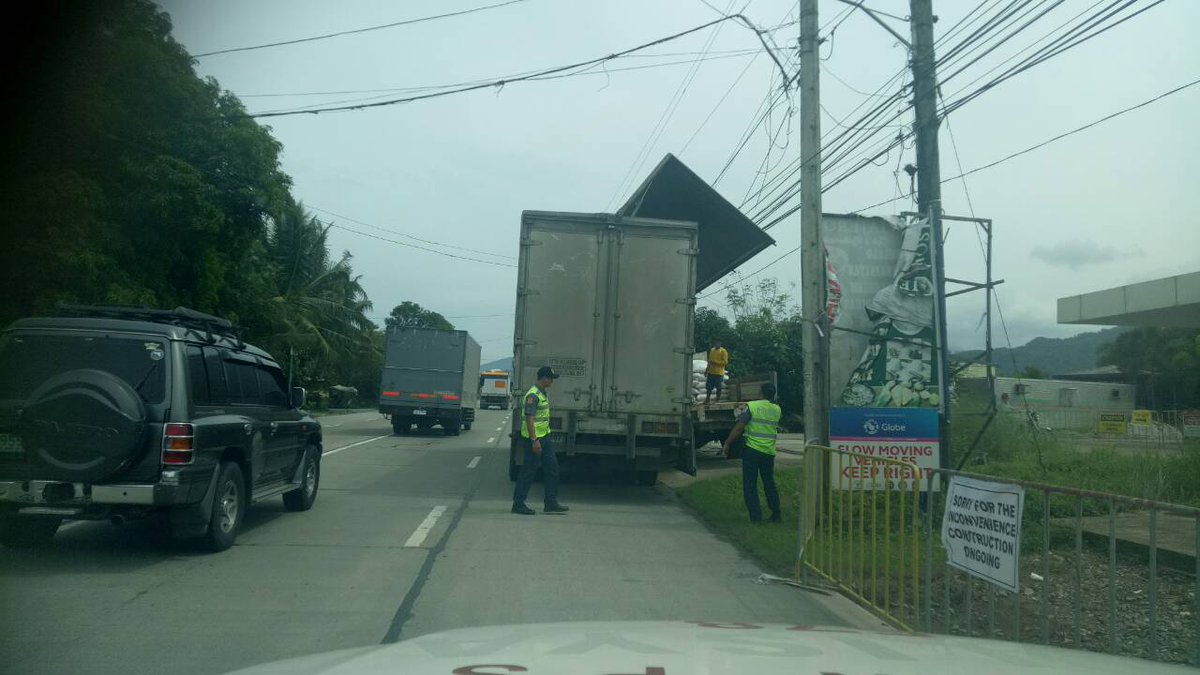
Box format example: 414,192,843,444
291,387,307,409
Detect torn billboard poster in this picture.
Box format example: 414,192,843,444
825,213,941,410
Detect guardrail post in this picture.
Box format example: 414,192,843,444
1042,488,1051,645
1149,507,1158,661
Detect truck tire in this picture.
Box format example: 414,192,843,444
392,418,410,435
0,514,62,548
464,421,473,431
202,461,245,552
443,417,461,436
282,446,320,512
635,470,659,487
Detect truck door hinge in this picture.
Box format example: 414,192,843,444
676,297,697,306
521,237,544,247
678,248,699,256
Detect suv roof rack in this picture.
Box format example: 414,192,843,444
55,304,245,347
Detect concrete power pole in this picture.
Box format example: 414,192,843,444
909,0,951,468
799,0,828,448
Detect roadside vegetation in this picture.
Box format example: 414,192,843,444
0,0,463,408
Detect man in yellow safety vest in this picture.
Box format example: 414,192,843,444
513,366,569,516
722,383,782,523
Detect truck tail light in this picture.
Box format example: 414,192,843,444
162,423,194,465
382,391,400,398
441,394,460,401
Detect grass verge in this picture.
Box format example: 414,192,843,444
676,467,802,576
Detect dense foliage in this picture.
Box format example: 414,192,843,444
1099,327,1200,409
0,1,379,401
384,302,455,331
702,280,805,428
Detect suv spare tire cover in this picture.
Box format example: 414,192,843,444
19,369,148,482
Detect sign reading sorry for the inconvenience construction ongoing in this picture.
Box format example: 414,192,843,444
941,476,1025,593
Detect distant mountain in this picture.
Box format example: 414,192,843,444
481,357,512,372
953,326,1128,376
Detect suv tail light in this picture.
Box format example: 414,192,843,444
162,423,194,465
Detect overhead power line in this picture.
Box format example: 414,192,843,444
235,14,791,119
849,75,1200,214
747,0,1171,229
326,223,517,268
309,205,516,260
239,49,761,100
194,0,529,58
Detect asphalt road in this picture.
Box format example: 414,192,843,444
0,408,880,675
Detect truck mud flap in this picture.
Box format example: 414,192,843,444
677,416,697,476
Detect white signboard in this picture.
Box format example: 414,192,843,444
941,476,1025,592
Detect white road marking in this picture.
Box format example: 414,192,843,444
467,456,481,469
323,434,390,457
404,505,447,548
496,427,503,432
487,437,496,444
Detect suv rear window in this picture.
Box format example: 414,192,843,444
0,333,168,403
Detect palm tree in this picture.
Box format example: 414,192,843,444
266,202,376,361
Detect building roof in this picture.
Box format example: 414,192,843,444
1057,271,1200,328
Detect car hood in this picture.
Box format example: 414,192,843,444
227,621,1193,674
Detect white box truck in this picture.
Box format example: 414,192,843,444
508,154,774,484
479,370,511,409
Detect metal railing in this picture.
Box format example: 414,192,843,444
797,445,1200,665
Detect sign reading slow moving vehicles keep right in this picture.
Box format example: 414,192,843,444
941,476,1026,593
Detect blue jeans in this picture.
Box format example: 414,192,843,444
742,447,780,523
513,436,560,507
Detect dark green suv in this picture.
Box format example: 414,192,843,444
0,306,322,551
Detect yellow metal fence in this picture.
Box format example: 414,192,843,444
795,445,1200,666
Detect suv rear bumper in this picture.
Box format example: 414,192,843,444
0,466,217,509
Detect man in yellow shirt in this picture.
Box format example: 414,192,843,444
703,339,729,405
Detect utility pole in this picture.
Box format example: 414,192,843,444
909,0,951,469
799,0,828,449
796,0,827,581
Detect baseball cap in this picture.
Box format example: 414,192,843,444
536,366,560,379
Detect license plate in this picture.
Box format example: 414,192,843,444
0,434,21,454
412,410,427,416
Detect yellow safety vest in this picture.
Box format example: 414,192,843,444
520,385,551,439
744,399,781,455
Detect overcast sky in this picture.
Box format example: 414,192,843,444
161,0,1200,361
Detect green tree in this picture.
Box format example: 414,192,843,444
1098,327,1200,409
385,302,454,331
266,203,375,356
0,0,291,326
1017,365,1048,380
721,279,805,428
0,1,380,407
694,307,731,353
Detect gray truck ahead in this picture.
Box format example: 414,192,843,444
379,327,481,436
